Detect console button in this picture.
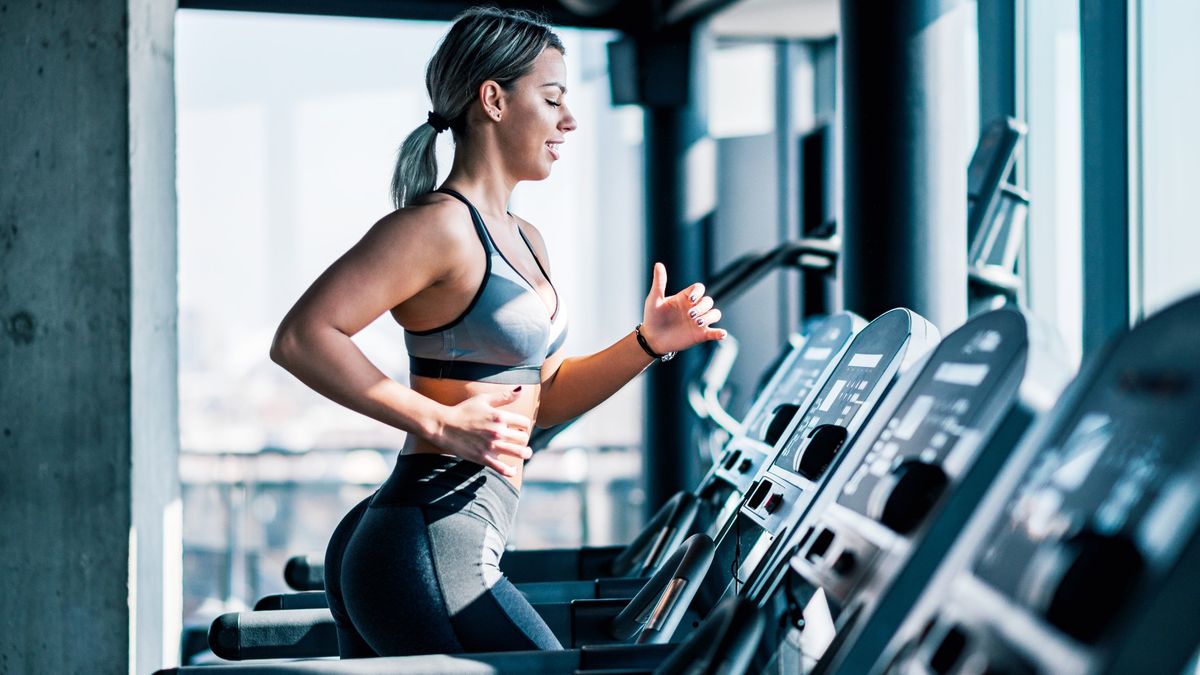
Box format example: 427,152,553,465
1020,529,1144,643
795,424,849,480
869,460,949,534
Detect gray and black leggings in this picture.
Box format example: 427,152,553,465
324,453,562,657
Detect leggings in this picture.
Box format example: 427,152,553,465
324,453,563,657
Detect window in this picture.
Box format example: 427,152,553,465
1134,0,1200,318
1021,0,1084,365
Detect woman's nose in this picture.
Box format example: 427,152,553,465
560,105,577,133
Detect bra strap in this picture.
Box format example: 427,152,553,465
435,188,494,254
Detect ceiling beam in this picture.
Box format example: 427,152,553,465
177,0,650,31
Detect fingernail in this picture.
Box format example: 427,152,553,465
513,386,522,393
688,309,698,318
689,294,698,303
696,318,705,326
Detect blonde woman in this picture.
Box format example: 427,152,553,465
271,7,725,657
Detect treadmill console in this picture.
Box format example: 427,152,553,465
712,313,864,497
779,309,1069,673
728,308,939,593
742,313,863,446
873,293,1200,675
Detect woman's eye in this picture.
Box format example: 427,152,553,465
546,99,561,108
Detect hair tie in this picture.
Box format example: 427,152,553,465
427,111,451,133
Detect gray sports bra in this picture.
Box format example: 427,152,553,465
404,188,568,385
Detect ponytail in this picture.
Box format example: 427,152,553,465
391,121,440,209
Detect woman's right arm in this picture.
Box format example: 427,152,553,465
269,205,532,475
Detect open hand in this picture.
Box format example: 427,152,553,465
433,388,532,477
639,262,726,355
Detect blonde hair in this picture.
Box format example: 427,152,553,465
391,7,565,208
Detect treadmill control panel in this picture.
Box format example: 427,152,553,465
768,309,918,487
837,311,1027,527
729,309,938,592
874,294,1200,675
742,313,861,445
778,310,1067,675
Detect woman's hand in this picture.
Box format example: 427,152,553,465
431,387,533,477
639,262,726,355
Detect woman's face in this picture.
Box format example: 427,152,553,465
494,48,577,182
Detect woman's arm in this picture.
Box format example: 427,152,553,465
270,203,534,475
535,262,725,427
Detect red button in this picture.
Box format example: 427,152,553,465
764,493,784,513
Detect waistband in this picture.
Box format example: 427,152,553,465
409,356,544,385
371,453,520,534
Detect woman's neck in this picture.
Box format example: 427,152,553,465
442,147,517,219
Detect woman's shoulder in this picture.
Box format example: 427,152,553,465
369,192,480,251
510,212,550,261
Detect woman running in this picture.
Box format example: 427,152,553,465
270,7,725,658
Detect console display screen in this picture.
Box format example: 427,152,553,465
933,362,990,387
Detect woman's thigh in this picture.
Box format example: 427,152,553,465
341,504,562,655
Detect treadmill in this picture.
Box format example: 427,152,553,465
855,292,1200,675
748,307,1071,673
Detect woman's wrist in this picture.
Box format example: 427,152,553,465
409,397,450,445
634,324,675,362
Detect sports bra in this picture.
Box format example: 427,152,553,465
404,188,568,385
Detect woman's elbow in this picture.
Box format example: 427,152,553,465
269,322,301,369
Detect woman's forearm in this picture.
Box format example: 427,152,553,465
270,323,446,441
535,330,656,427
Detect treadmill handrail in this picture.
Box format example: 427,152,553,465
609,533,716,644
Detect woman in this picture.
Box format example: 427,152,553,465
270,7,725,658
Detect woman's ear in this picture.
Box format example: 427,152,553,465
478,80,506,122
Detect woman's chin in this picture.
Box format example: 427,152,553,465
523,165,554,182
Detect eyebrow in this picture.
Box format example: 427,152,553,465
541,82,567,95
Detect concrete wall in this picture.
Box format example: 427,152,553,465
0,1,179,672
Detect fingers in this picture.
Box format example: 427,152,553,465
479,454,520,477
683,282,706,304
491,440,533,460
492,423,531,446
687,295,715,319
652,262,667,299
695,307,722,328
493,410,532,434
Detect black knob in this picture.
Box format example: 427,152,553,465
869,460,949,534
764,403,800,446
795,424,849,480
1020,528,1143,643
737,458,754,474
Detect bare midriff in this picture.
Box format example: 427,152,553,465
404,374,542,490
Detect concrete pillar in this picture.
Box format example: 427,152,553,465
0,1,179,673
840,0,972,331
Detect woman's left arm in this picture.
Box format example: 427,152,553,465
536,261,725,427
